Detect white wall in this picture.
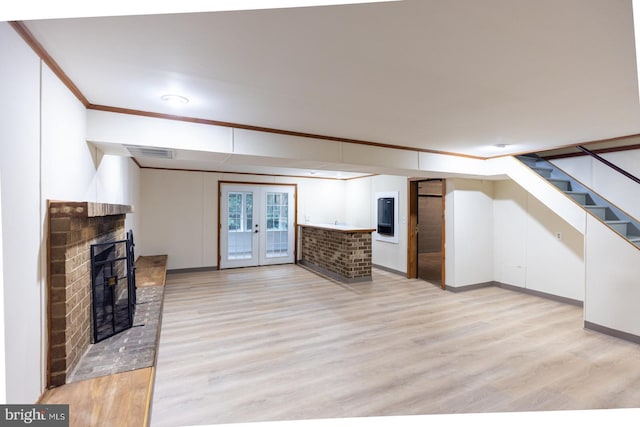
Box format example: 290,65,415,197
551,150,640,221
493,180,584,301
445,179,494,288
0,23,44,404
584,215,640,336
524,193,584,300
345,177,373,228
488,155,586,234
139,169,346,270
140,168,413,273
0,22,141,403
139,168,412,273
139,170,208,269
443,177,584,301
41,66,94,202
41,64,141,214
124,160,141,234
369,175,408,273
493,180,528,287
0,174,6,403
549,150,640,331
342,175,411,274
297,178,346,226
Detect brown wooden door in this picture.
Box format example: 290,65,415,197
416,179,445,288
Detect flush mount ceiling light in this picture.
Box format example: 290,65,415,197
493,143,510,149
160,94,189,106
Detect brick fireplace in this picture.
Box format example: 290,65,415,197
47,201,133,387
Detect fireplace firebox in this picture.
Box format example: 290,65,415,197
90,230,136,343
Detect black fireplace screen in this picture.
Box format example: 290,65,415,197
90,230,136,343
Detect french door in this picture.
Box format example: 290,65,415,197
219,184,296,269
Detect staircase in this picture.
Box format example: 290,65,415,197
517,154,640,247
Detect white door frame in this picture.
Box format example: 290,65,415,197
218,182,297,269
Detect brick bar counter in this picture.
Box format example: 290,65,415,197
299,223,376,283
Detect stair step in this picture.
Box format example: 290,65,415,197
532,167,553,178
586,206,608,220
548,179,571,191
518,156,539,167
628,236,640,246
565,191,591,205
606,220,630,235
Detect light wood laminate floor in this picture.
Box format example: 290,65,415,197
41,367,153,427
150,265,640,426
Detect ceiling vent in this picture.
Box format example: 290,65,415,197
125,145,174,159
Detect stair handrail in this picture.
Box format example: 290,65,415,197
577,145,640,185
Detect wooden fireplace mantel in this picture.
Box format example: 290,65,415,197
49,201,134,218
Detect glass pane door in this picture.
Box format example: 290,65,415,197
265,192,289,258
227,191,253,260
258,185,294,265
220,184,295,269
220,186,259,269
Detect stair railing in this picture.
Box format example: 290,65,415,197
577,146,640,185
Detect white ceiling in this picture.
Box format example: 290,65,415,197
17,0,640,176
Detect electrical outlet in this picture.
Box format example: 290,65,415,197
555,232,562,241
